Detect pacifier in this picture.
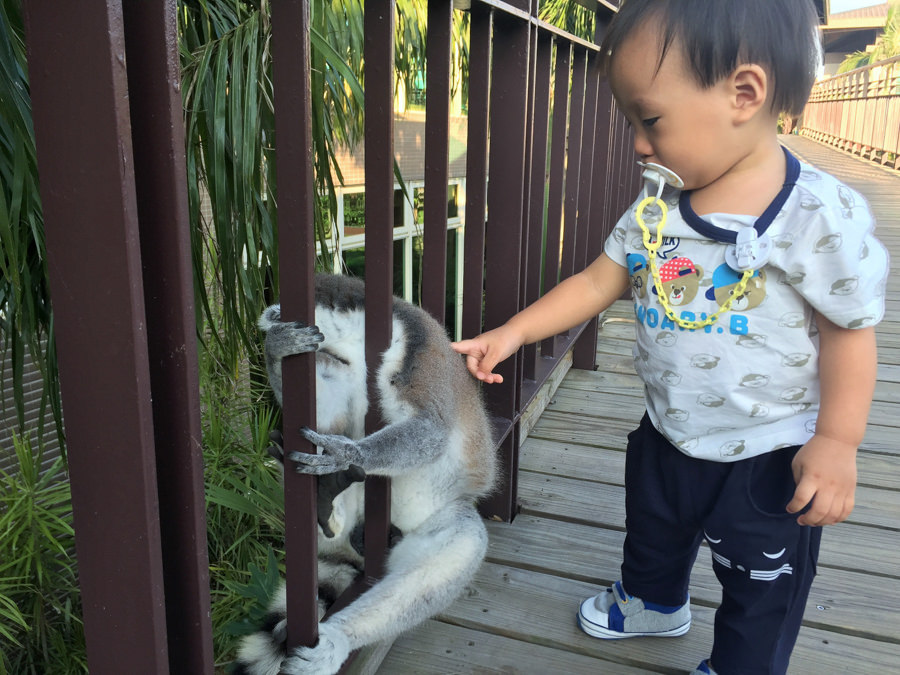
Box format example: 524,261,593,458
725,227,772,272
639,161,685,201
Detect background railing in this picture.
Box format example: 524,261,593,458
23,0,636,671
801,55,900,170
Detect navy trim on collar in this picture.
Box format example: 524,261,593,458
678,147,801,244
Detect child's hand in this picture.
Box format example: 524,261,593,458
786,433,858,526
451,326,523,384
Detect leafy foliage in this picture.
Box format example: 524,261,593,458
0,0,63,448
837,2,900,73
199,346,287,664
539,0,597,42
0,435,85,675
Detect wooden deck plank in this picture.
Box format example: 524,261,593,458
522,433,900,492
517,468,899,544
382,620,651,674
511,477,900,641
434,562,900,674
488,515,900,642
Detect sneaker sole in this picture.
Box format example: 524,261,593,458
576,610,691,640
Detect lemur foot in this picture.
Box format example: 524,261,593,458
290,428,363,475
265,321,325,358
280,622,350,675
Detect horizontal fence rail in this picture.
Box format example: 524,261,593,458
801,55,900,170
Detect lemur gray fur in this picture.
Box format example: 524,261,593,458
233,273,496,675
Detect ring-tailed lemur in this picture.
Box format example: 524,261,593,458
233,273,497,675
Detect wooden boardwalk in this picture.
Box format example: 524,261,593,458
379,136,900,674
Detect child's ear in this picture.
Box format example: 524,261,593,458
730,64,768,122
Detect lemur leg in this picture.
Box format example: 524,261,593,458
291,415,448,476
279,501,488,675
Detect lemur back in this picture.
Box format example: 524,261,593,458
234,273,496,675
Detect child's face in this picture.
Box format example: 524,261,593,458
608,21,747,192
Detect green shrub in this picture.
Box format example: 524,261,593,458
0,435,86,675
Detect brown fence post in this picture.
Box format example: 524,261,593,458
461,3,492,341
24,2,171,670
422,0,454,321
119,1,214,671
270,0,321,653
362,0,396,583
480,8,532,522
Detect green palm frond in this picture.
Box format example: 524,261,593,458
539,0,596,42
837,2,900,73
0,0,62,447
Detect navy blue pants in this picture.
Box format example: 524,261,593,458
620,415,822,675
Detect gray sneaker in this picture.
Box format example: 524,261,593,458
577,580,691,639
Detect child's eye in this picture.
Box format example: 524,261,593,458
643,117,660,128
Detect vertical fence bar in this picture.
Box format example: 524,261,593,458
559,46,586,284
542,39,570,288
590,79,615,252
480,10,531,522
461,4,493,340
574,49,600,274
270,0,320,652
363,0,396,580
24,2,170,670
522,32,553,381
422,0,453,322
572,49,602,371
539,40,570,359
518,21,539,383
120,2,214,671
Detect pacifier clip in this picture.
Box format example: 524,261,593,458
634,150,800,331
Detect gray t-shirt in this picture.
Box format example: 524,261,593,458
604,155,889,461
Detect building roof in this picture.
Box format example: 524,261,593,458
827,2,889,29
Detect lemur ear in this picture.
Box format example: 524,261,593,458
730,64,768,122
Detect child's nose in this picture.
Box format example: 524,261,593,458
633,132,653,161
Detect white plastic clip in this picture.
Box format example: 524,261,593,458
725,227,772,272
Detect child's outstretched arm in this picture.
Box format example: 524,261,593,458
452,253,629,383
787,313,877,526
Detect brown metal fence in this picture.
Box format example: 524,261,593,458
801,55,900,170
23,0,637,671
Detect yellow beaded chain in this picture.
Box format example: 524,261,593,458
635,195,754,331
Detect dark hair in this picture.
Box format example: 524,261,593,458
600,0,822,116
